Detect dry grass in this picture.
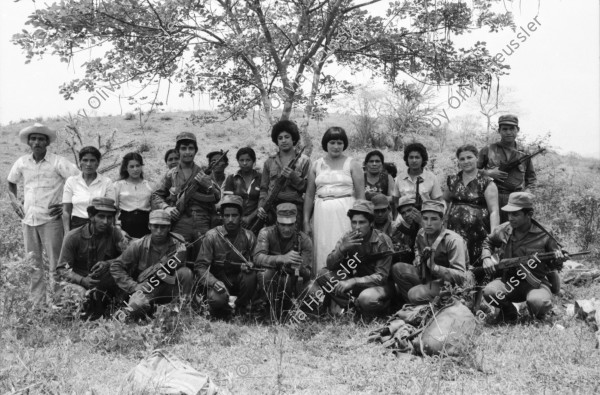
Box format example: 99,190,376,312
1,111,600,394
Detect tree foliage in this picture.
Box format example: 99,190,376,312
13,0,513,151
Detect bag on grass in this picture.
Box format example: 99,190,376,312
127,349,228,395
418,300,477,357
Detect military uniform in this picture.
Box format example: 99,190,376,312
481,193,560,320
253,203,313,319
194,224,258,316
392,201,469,304
110,210,193,312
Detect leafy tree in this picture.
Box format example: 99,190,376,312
13,0,512,153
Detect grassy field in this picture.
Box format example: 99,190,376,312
1,111,600,394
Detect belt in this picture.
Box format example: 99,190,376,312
121,209,149,215
317,194,352,201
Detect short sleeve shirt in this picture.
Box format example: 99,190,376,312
7,152,79,226
63,173,115,218
395,169,443,201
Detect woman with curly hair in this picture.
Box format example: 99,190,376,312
114,152,153,238
395,142,443,202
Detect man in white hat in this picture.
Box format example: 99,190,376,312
7,123,78,306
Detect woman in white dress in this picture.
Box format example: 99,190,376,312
304,127,365,275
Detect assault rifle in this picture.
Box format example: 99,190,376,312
471,250,590,286
496,147,545,189
214,260,266,272
248,147,305,234
174,150,228,213
347,248,412,266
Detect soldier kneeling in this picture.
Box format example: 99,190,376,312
110,209,193,318
56,197,127,319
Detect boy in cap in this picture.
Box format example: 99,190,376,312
7,123,79,306
391,196,422,258
152,132,221,256
57,197,126,319
194,195,258,318
253,203,313,320
110,209,193,316
391,200,469,305
309,200,395,318
478,114,537,223
257,120,310,230
480,192,566,323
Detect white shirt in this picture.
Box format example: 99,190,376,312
114,179,153,212
395,169,443,201
63,173,115,218
7,152,79,226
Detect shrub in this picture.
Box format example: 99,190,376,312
123,112,135,120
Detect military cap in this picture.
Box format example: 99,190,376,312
219,194,243,212
175,131,197,143
149,209,171,225
498,114,519,127
501,192,534,212
347,199,374,218
371,193,389,210
421,200,445,215
89,197,117,212
19,123,57,144
398,196,416,209
276,203,297,224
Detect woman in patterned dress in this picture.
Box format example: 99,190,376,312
304,127,365,274
444,144,500,265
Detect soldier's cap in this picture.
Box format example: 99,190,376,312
421,200,445,216
347,200,374,218
219,194,243,212
276,203,297,224
206,150,227,160
89,197,117,212
175,131,197,143
149,209,171,225
398,196,416,209
371,193,389,210
498,114,519,127
19,123,57,144
501,192,534,212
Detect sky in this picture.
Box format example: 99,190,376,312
1,0,599,158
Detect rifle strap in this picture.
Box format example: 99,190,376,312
531,218,564,249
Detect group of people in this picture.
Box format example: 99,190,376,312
7,114,566,323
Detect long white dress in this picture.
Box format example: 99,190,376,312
313,156,355,274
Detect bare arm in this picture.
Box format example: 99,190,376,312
8,181,24,219
350,159,365,200
484,181,500,230
62,203,73,233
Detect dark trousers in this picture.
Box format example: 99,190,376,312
202,270,257,315
391,262,442,305
483,279,552,318
314,268,393,317
120,210,150,238
146,267,194,305
498,192,511,223
70,216,88,230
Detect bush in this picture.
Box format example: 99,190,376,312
123,112,135,120
159,115,173,121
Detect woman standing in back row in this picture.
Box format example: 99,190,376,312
304,127,365,273
114,152,153,238
396,143,443,203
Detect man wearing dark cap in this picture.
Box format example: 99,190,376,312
257,120,310,230
57,197,126,319
478,114,537,223
7,123,79,306
194,195,258,318
309,200,395,318
480,192,566,323
388,196,422,264
371,193,393,237
110,209,193,317
152,132,221,256
391,200,469,305
253,203,313,320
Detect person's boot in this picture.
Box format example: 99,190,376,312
490,304,518,324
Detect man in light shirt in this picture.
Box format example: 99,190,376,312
7,123,78,306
